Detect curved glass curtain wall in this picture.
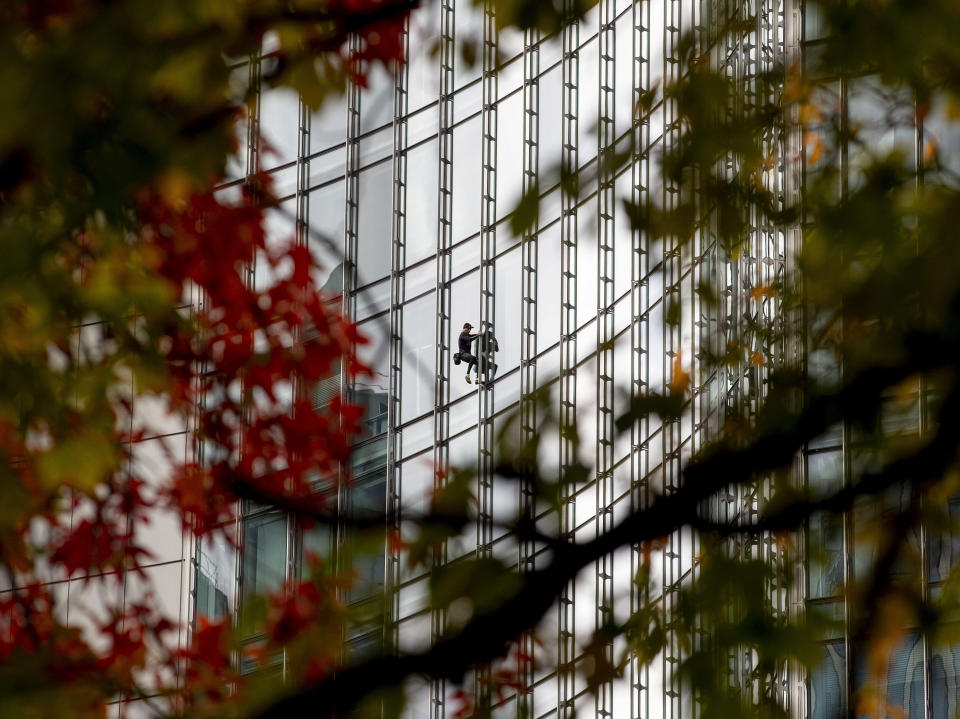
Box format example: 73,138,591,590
193,1,856,718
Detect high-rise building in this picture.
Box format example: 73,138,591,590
19,0,960,717
195,0,799,716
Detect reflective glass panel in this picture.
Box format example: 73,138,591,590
492,245,522,377
454,0,483,88
311,93,347,154
407,0,440,111
195,531,236,620
401,291,437,422
810,641,845,719
357,161,394,284
241,512,287,599
360,64,395,133
308,181,346,294
496,91,524,222
260,86,300,169
355,317,390,441
452,116,482,242
930,643,960,718
406,139,440,266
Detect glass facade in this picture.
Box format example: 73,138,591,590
192,1,960,719
799,8,960,719
207,0,793,715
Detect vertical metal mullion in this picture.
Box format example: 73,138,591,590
246,55,262,189
476,0,498,566
783,0,806,714
760,0,791,707
387,20,410,667
661,0,686,715
475,0,498,708
341,37,363,619
283,96,313,681
688,1,708,711
630,0,652,715
557,4,579,716
517,24,540,719
595,0,616,714
716,0,737,693
296,100,311,254
229,52,264,674
432,0,455,713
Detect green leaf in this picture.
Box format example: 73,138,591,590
36,430,118,492
510,181,540,237
430,557,522,615
615,393,686,432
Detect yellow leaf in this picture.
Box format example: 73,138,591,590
804,131,825,165
156,167,196,208
669,351,689,394
37,430,119,492
923,135,939,165
799,101,823,125
750,283,778,301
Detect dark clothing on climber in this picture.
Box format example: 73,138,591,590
458,329,478,355
478,327,499,381
457,327,479,380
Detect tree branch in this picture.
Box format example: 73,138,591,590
253,326,960,718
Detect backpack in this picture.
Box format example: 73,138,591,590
453,352,462,366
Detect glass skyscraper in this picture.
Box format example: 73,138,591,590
5,1,958,717
182,1,960,718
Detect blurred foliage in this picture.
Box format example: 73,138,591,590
8,0,960,718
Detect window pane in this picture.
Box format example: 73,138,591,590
355,317,390,441
347,472,386,600
260,86,300,169
577,36,599,157
359,125,393,167
453,116,482,242
308,181,345,294
401,413,434,459
614,10,634,134
360,64,395,133
257,199,296,291
536,223,561,345
309,145,345,188
241,513,287,599
356,277,390,320
496,91,524,222
311,94,346,154
454,1,483,89
808,510,843,599
195,531,236,620
928,495,960,583
406,139,439,266
353,435,388,477
407,0,440,111
357,161,394,284
401,291,437,422
576,195,598,329
539,65,562,168
854,632,924,719
924,91,960,187
492,245,522,378
810,641,845,719
930,642,960,718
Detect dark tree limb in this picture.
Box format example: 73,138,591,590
254,328,960,718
